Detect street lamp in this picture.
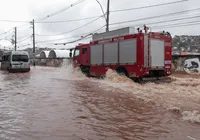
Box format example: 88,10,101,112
94,0,107,22
94,0,110,31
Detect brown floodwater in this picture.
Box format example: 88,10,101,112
0,64,200,140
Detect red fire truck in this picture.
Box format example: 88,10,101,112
71,25,172,82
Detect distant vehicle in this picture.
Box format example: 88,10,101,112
0,50,30,73
70,25,172,82
184,58,200,73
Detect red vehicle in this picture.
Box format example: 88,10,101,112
71,25,172,82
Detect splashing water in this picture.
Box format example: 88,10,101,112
104,69,133,83
96,69,200,123
46,62,200,123
182,111,200,123
57,59,87,80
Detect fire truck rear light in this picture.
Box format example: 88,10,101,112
167,71,171,74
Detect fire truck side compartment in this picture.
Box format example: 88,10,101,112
150,39,165,68
104,42,118,64
119,39,137,64
90,44,103,65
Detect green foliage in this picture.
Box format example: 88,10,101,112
172,35,200,52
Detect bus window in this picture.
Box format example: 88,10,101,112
12,55,29,62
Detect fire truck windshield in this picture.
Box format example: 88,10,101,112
74,48,80,57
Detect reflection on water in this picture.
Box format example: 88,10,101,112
0,65,199,140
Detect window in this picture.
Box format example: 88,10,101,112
12,55,29,62
74,48,80,57
82,48,87,54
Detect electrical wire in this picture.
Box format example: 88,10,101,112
37,25,106,45
152,21,200,29
111,0,189,13
36,25,106,43
0,23,30,36
0,28,14,36
17,36,32,43
35,15,102,23
17,43,31,48
36,15,103,36
0,19,30,23
111,15,200,29
110,8,200,26
37,0,88,21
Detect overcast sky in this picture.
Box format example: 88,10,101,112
0,0,198,50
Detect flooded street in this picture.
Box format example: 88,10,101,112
0,64,200,140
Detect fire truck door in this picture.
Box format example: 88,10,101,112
81,48,89,65
150,39,165,68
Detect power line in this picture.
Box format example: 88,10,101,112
36,34,87,43
148,15,200,26
17,42,32,48
0,19,30,23
0,0,187,24
54,36,91,45
0,28,13,36
37,25,106,45
17,36,31,43
117,15,200,28
35,15,102,23
0,0,188,24
36,25,106,43
36,32,94,43
0,23,30,36
110,20,200,31
36,15,103,36
111,0,189,13
16,27,32,32
0,0,189,37
109,8,200,26
152,21,200,29
37,0,88,21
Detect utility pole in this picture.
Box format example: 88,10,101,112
106,0,110,32
14,27,17,51
32,19,36,66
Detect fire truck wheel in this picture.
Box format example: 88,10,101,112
116,67,128,77
132,78,143,83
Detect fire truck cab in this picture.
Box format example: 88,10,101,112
72,25,172,81
73,43,91,74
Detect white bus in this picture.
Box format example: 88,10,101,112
0,51,30,73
